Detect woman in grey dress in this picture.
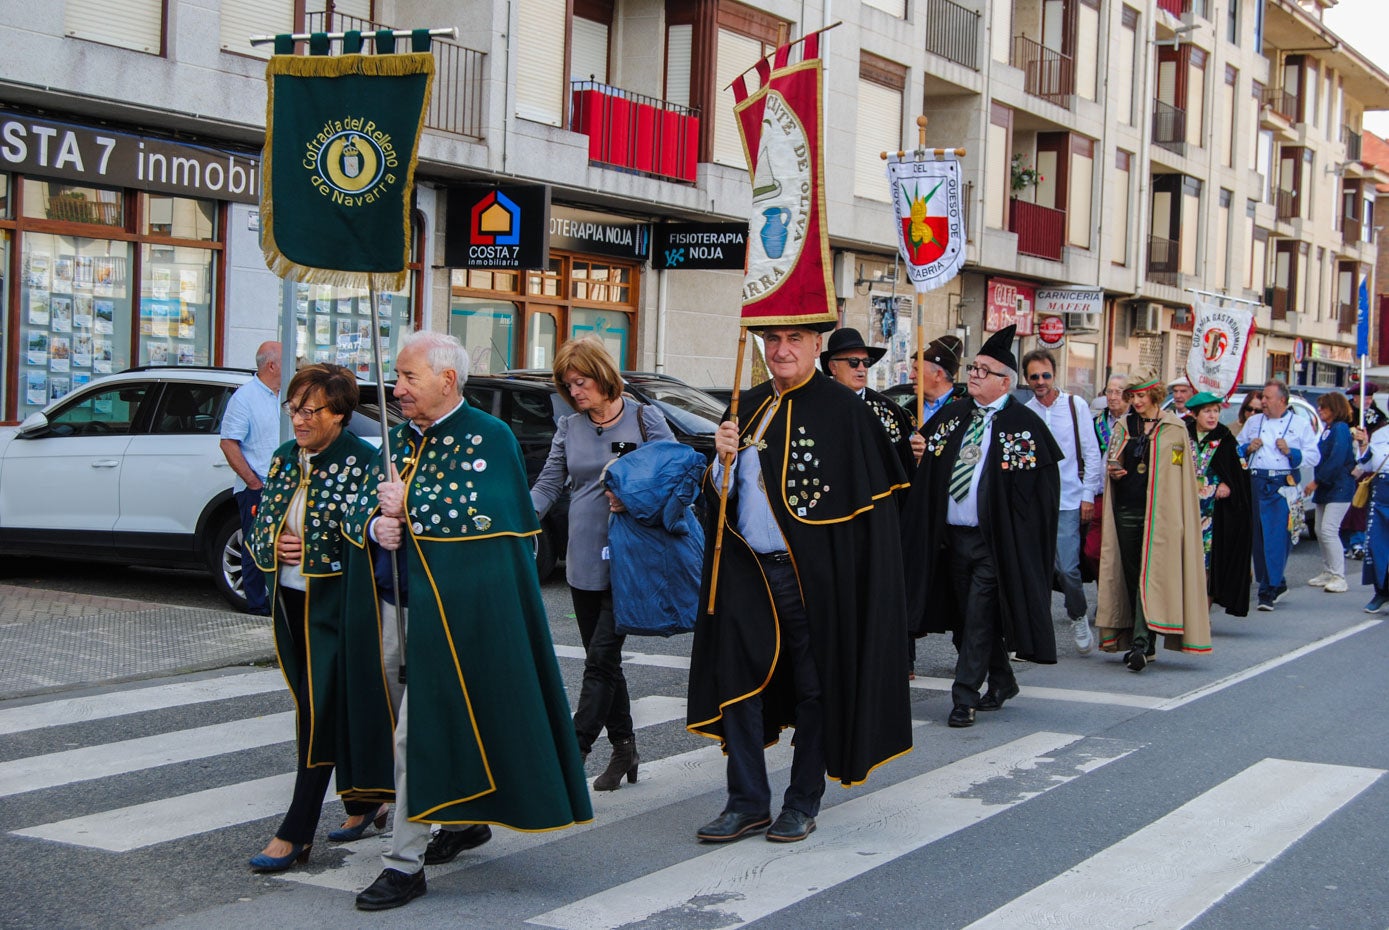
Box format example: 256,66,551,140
531,338,673,790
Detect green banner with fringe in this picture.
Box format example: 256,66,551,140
262,40,433,291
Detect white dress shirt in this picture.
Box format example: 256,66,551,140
1025,391,1103,510
1236,409,1321,473
946,395,1010,528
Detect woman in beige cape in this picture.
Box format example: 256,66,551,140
1096,371,1211,670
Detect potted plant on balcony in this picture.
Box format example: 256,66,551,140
1010,153,1043,198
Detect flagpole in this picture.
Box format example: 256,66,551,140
368,287,407,685
706,327,749,615
912,118,928,425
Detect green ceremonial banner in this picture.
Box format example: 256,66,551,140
262,47,434,291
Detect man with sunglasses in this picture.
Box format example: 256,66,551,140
1022,349,1103,654
901,326,1061,728
820,327,916,476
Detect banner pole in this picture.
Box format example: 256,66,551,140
912,117,928,424
368,287,407,685
1361,355,1367,432
707,327,749,615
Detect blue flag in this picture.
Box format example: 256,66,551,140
1358,278,1371,358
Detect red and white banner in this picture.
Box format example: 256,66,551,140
731,32,835,329
886,154,965,294
1187,300,1256,399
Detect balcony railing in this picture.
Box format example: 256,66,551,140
1261,86,1296,123
1343,126,1363,162
1275,188,1297,222
1146,235,1181,287
1009,198,1065,261
1010,36,1073,109
1152,100,1187,155
925,0,980,70
304,12,485,138
1339,301,1357,334
570,81,699,184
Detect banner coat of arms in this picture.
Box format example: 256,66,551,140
886,154,965,294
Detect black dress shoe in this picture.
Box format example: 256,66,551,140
766,808,816,843
977,682,1020,711
1126,648,1148,672
696,810,772,843
948,704,975,727
423,824,493,865
355,868,426,911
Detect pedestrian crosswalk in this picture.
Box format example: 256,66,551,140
1,643,1384,929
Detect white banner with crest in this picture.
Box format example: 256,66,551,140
886,155,965,294
1187,301,1256,399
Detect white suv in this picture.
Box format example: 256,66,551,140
0,367,396,610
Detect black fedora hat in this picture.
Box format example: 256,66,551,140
819,327,886,371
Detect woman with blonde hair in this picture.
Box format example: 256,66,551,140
1096,371,1210,671
530,338,673,790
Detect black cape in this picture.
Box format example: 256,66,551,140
901,395,1062,663
686,374,913,786
1187,420,1252,617
864,386,917,478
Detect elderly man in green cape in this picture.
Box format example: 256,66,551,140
338,331,591,911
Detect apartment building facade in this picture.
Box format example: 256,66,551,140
0,0,1385,424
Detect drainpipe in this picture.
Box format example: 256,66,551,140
655,267,669,373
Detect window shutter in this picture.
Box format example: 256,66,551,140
665,24,692,107
66,0,162,55
1068,151,1093,248
516,0,567,126
571,17,609,82
855,80,902,201
863,0,906,16
1075,5,1099,101
713,28,763,168
220,0,294,59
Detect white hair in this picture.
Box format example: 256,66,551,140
999,364,1018,391
1106,372,1129,389
399,330,470,390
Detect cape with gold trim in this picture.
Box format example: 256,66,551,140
686,375,913,786
337,402,592,828
248,429,375,768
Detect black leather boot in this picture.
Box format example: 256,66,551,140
593,737,639,791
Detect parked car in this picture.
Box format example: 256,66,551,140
0,366,400,612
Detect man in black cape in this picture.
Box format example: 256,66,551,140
901,325,1061,728
687,323,912,845
820,326,916,477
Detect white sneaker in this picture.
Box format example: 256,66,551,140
1323,575,1348,593
1307,572,1333,587
1070,617,1093,655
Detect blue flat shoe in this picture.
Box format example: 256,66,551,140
328,804,390,842
248,842,311,872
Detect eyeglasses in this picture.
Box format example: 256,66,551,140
965,363,1008,379
1026,371,1054,382
832,357,870,369
283,402,326,420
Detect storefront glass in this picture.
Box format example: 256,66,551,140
449,298,519,374
570,307,628,362
19,233,134,418
289,282,414,380
139,243,213,367
22,180,125,227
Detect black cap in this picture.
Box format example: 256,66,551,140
978,325,1018,373
819,327,886,371
914,334,963,378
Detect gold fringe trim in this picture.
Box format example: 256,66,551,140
261,52,435,291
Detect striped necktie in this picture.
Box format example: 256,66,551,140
949,407,988,503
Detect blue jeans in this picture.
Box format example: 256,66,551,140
235,487,270,615
1055,508,1087,620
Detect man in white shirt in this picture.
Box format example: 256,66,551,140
219,341,281,616
1022,350,1103,653
1236,379,1321,611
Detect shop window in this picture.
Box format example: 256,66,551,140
570,307,628,362
139,243,213,367
145,195,216,240
528,259,564,298
0,174,10,217
22,180,125,227
527,312,559,370
571,260,631,303
19,233,134,419
289,282,414,380
461,269,520,292
450,298,520,374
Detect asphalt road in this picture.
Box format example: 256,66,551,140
1,542,1386,929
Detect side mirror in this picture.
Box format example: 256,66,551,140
17,411,49,437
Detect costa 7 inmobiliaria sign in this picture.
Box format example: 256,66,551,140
261,37,434,290
1187,300,1256,399
886,154,964,293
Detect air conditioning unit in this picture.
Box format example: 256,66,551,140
1132,302,1165,335
1064,311,1100,333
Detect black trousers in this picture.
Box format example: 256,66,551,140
946,525,1016,708
274,586,374,845
569,586,633,753
721,556,825,819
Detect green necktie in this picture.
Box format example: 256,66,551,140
949,407,988,503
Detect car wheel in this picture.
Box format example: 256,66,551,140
533,524,557,581
208,512,250,612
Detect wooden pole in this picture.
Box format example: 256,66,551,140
913,117,928,425
706,327,750,615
